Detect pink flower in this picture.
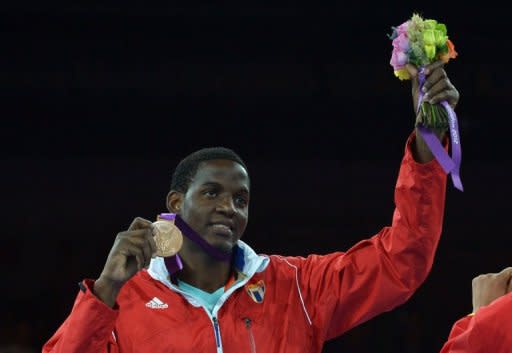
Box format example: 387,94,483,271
392,33,410,52
396,21,409,35
388,20,410,70
390,48,408,70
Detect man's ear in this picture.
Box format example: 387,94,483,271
167,190,183,213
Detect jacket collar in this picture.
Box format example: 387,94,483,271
147,240,269,288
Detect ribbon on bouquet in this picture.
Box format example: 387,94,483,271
416,67,463,191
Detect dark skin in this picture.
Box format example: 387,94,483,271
166,160,250,292
408,60,460,163
94,160,250,306
94,62,460,307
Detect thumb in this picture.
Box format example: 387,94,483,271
406,63,420,113
405,64,418,80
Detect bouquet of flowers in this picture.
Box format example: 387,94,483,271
388,13,458,129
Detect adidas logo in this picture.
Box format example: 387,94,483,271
145,297,169,309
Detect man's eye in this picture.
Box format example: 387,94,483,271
204,190,217,198
235,196,248,206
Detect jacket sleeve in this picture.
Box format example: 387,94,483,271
439,292,512,353
285,132,447,340
42,279,119,353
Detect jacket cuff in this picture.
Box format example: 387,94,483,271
403,130,448,175
80,279,121,312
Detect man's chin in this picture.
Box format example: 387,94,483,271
212,240,236,255
206,236,236,255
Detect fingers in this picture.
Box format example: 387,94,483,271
118,228,152,239
120,243,146,270
117,228,156,269
405,63,418,79
471,270,512,312
128,217,153,231
421,65,447,93
131,238,153,269
420,63,459,109
424,80,459,106
471,268,512,291
502,268,512,292
147,232,157,258
127,218,156,268
497,267,512,281
424,60,445,75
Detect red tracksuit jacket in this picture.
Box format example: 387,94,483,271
43,134,447,353
440,291,512,353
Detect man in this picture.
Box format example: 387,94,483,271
42,60,459,353
440,267,512,353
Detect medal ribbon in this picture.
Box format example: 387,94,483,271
158,213,231,275
416,67,463,191
159,213,231,261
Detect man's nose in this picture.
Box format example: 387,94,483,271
216,195,235,215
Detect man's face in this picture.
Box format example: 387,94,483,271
177,160,250,254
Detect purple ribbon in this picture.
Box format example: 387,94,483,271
158,213,231,275
417,67,463,191
160,213,231,261
163,251,183,276
156,213,184,275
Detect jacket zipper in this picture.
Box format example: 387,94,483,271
244,318,257,353
213,317,221,348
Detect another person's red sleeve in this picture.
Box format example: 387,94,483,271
440,292,512,353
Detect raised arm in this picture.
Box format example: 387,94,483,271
283,61,459,341
292,135,447,340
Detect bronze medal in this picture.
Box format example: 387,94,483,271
152,220,183,257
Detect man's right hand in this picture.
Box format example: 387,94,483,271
94,217,157,307
472,267,512,313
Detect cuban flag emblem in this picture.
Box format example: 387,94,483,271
246,280,265,303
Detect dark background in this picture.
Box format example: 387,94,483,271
1,3,511,353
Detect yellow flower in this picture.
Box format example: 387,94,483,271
394,68,410,80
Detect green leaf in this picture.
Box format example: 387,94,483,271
437,43,448,54
387,27,398,40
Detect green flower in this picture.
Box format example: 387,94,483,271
436,23,447,35
434,30,448,46
425,44,436,60
423,29,435,45
424,19,438,30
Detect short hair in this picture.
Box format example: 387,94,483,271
171,147,248,193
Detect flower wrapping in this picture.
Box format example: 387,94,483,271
388,13,458,129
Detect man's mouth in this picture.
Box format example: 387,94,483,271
209,223,234,237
